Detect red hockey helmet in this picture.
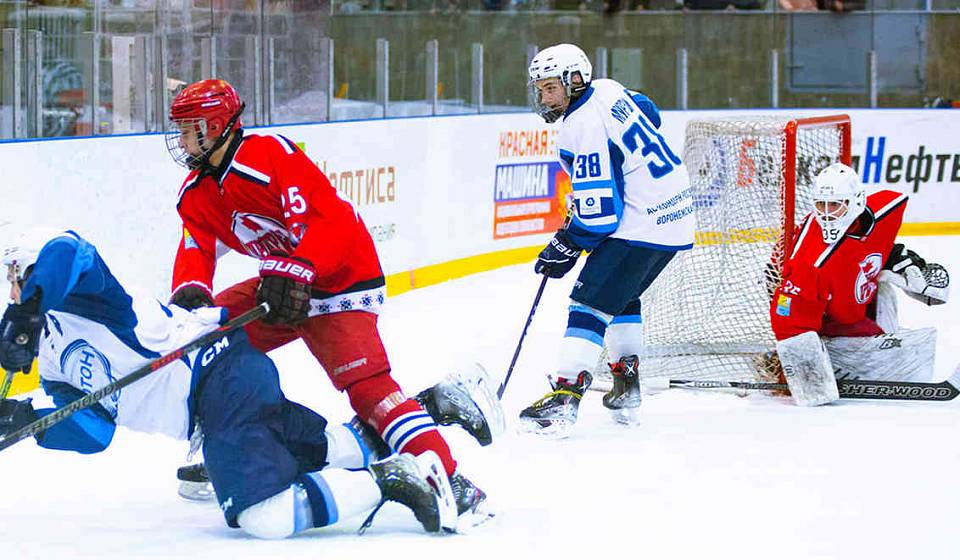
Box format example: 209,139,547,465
166,79,245,169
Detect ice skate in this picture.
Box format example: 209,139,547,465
363,452,457,534
415,363,505,446
518,371,592,438
177,463,214,501
449,470,495,531
602,355,642,425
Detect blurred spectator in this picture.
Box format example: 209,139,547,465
684,0,764,9
779,0,817,9
925,97,960,109
816,0,865,10
42,60,83,137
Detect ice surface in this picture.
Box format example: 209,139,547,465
2,238,958,560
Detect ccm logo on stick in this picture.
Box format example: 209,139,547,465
260,257,316,282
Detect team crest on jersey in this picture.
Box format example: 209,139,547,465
854,252,883,304
231,212,294,258
61,340,119,416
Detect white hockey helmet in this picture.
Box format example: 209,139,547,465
1,225,66,286
528,43,592,123
810,163,865,243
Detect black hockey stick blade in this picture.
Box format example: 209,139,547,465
0,303,269,453
835,370,960,401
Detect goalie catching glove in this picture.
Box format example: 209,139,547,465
881,243,950,306
535,229,582,279
256,254,315,325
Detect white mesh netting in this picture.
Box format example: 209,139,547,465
592,115,848,392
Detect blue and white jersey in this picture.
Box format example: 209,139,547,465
557,79,695,251
21,232,225,453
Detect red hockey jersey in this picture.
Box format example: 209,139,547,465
770,189,908,341
172,132,384,299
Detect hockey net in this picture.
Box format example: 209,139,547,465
592,115,851,392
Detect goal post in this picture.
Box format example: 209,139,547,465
592,114,851,391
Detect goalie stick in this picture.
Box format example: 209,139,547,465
662,370,960,402
0,303,269,453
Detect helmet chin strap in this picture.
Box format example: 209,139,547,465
192,102,246,172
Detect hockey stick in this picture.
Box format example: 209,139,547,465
0,303,269,453
0,370,13,400
497,274,549,399
665,371,960,402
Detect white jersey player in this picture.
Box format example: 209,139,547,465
518,43,695,435
0,228,500,537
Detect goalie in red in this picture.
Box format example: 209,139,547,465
164,79,501,516
769,163,950,405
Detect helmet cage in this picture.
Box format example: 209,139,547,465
166,102,244,170
529,71,588,124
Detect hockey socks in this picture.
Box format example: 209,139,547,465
236,470,381,539
606,299,643,361
557,303,612,381
347,373,458,476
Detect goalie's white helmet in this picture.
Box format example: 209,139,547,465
528,44,592,123
811,163,866,243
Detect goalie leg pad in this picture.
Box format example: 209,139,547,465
776,331,839,407
825,327,936,382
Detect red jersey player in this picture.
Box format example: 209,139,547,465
769,163,949,405
164,79,491,516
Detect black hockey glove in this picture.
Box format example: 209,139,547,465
884,243,927,273
535,230,582,279
170,285,214,311
0,398,38,437
0,294,43,374
256,254,316,325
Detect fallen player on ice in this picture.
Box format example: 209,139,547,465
0,227,503,537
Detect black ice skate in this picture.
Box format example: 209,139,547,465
602,354,642,425
449,471,486,515
415,364,505,447
518,371,592,437
361,452,457,534
177,463,214,501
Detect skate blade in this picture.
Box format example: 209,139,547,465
178,480,216,502
517,417,574,439
412,451,458,534
450,363,506,442
608,406,641,426
453,508,497,534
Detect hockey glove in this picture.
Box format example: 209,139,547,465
0,398,38,437
0,294,43,374
535,230,582,279
170,285,214,310
256,254,315,325
881,244,950,305
884,243,926,273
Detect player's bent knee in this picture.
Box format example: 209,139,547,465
237,487,300,539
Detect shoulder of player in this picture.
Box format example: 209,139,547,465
176,169,203,204
866,188,908,219
221,132,302,188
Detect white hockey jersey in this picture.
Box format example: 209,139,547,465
19,232,225,452
557,79,695,251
